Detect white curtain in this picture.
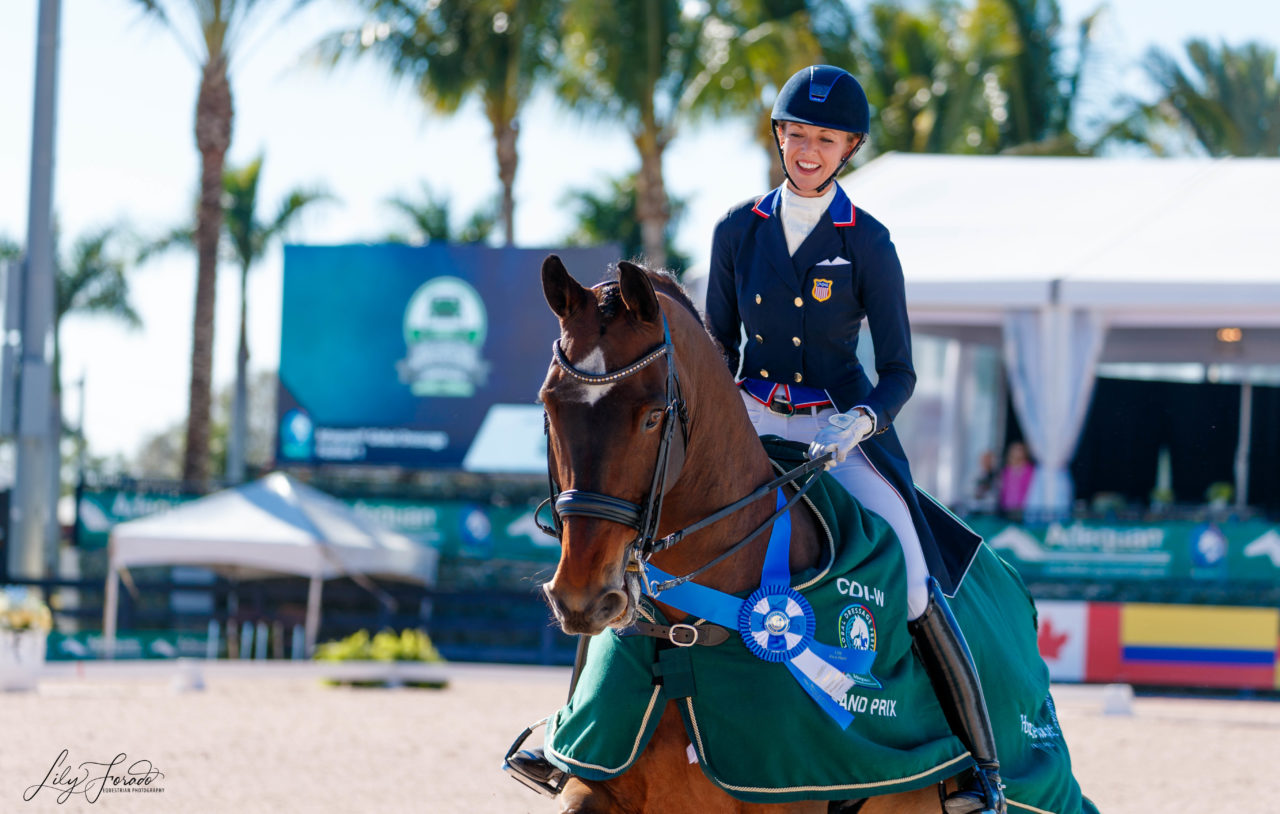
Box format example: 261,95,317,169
1003,307,1107,516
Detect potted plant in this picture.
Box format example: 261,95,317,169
0,587,53,691
315,628,447,688
1205,482,1234,510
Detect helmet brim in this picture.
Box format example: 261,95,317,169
772,114,865,136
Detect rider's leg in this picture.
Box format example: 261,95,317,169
908,578,1005,814
823,450,1005,814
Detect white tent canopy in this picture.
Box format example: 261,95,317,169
104,472,438,658
845,154,1280,328
839,154,1280,511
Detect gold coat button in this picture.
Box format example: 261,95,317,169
760,369,769,378
755,334,764,343
755,294,762,304
794,373,803,383
794,297,803,307
792,337,801,346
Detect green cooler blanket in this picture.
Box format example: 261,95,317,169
546,440,1097,813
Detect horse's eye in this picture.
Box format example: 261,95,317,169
644,409,665,431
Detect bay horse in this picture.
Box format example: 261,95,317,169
536,255,959,814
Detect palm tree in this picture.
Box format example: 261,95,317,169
859,0,1098,157
54,227,143,397
859,2,993,155
1134,40,1280,157
128,0,292,486
561,172,690,273
221,156,330,483
681,0,857,187
383,182,496,244
4,228,142,398
53,225,142,477
986,0,1100,154
316,0,560,246
557,0,706,269
2,228,140,482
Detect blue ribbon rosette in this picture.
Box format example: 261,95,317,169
643,490,875,728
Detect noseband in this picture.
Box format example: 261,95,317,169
540,313,690,565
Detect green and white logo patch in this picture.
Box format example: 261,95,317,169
837,604,883,689
397,276,489,397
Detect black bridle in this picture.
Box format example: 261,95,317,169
537,309,831,596
539,314,689,561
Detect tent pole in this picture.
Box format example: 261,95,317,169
103,562,118,661
1235,380,1252,510
306,576,322,658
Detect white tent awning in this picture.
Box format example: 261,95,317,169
104,472,438,658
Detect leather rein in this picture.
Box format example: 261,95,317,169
537,310,831,596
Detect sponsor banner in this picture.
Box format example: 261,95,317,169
973,518,1280,584
278,243,618,470
1084,602,1279,689
77,488,561,563
343,498,559,562
76,489,198,551
48,631,209,661
1034,600,1087,682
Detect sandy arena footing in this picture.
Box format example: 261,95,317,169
2,663,1277,813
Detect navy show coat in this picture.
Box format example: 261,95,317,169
705,182,980,595
705,183,915,429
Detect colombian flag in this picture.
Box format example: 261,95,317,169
1086,603,1280,689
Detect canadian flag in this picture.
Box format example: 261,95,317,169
1035,600,1088,682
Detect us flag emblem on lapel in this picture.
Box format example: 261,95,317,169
812,279,833,302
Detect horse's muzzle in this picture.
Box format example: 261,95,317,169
543,582,633,635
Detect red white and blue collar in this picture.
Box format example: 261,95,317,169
752,183,856,227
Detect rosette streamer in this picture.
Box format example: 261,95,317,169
644,490,875,728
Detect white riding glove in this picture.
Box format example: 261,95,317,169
807,407,875,467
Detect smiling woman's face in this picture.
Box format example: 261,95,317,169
777,121,859,197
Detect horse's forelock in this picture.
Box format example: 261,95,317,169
592,264,700,325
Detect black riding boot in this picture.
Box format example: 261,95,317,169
907,578,1007,814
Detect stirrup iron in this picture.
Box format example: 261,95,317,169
501,719,568,798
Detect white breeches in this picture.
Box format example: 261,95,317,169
742,393,930,620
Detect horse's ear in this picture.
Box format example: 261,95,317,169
542,254,591,321
617,261,660,324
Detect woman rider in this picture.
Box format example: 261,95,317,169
702,65,1005,814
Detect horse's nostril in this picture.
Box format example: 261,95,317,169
595,590,628,624
542,582,564,609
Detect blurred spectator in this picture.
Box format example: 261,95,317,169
968,450,999,514
999,441,1034,517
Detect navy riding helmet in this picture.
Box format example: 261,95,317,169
771,65,870,192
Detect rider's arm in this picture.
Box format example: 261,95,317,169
705,213,743,377
856,224,916,431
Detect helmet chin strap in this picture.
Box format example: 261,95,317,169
771,121,863,195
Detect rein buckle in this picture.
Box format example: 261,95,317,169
668,623,699,647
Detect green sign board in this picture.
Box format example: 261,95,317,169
47,630,210,660
76,489,198,550
76,488,560,563
343,498,559,562
969,518,1280,583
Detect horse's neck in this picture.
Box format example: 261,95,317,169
650,384,822,597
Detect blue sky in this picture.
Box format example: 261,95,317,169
1,0,1276,463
